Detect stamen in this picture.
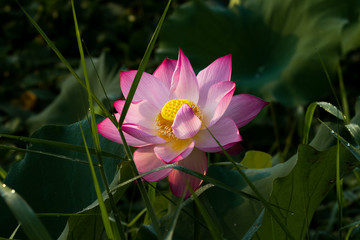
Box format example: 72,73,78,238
161,99,191,121
156,99,203,141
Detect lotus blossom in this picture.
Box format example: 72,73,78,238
97,49,268,198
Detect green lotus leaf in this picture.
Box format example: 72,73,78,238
26,52,120,133
158,0,360,106
0,116,122,239
254,144,358,239
58,162,133,240
159,150,297,239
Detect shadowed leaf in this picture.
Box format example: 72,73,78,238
0,116,122,239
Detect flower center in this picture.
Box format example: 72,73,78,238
156,99,203,141
160,99,191,121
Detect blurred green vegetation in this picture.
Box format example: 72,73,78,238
1,0,360,239
0,0,178,167
0,0,175,135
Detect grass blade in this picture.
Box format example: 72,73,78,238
114,0,172,237
144,182,156,224
242,209,265,240
336,137,343,238
16,1,114,123
206,128,296,239
317,53,341,108
0,133,123,161
0,181,52,240
0,144,91,165
0,166,6,180
163,192,186,240
303,101,345,145
118,0,171,126
70,1,125,238
303,102,317,144
112,163,290,213
126,208,147,228
82,42,114,112
188,185,222,240
320,120,360,161
317,102,345,120
78,122,115,240
345,123,360,147
10,224,21,239
318,56,345,238
338,64,350,124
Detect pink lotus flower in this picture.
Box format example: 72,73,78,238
97,49,268,198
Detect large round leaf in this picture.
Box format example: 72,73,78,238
158,150,297,239
157,0,360,106
0,115,122,239
254,144,358,239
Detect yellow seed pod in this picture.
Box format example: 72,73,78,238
161,99,191,121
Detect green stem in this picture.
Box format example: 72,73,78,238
118,130,162,238
97,154,127,240
71,0,125,238
337,65,350,124
336,139,343,240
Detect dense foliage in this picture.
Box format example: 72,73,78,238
1,0,360,239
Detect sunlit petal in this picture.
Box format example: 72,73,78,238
172,104,202,139
197,54,232,107
153,58,177,89
195,117,241,152
170,49,199,103
120,71,169,109
168,148,207,198
154,139,194,163
134,145,172,182
97,114,149,147
222,94,269,128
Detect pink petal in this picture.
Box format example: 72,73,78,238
202,81,236,127
114,100,158,129
120,71,169,109
195,117,242,152
153,58,177,89
197,54,232,107
172,104,202,139
133,146,173,182
122,123,166,145
168,148,208,198
97,114,149,147
170,49,199,103
154,139,194,163
114,100,125,115
222,94,269,128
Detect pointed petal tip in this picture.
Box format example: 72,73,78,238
97,116,123,144
114,100,125,113
170,48,199,103
222,94,269,128
121,70,169,108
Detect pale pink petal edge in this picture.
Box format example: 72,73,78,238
133,146,172,182
223,94,269,128
97,114,149,147
168,149,208,198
